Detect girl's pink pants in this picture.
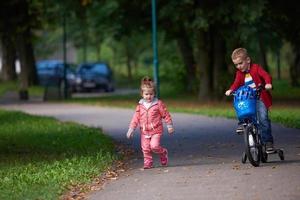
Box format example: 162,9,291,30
141,133,167,167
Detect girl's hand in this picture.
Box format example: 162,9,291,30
265,84,272,90
168,127,174,134
126,129,134,139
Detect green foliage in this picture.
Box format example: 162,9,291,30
34,28,63,59
30,0,300,98
158,39,186,95
270,108,300,129
0,81,17,96
0,81,44,97
0,109,116,200
170,104,236,119
28,85,44,96
272,79,300,100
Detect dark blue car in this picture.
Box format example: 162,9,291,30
75,62,115,92
36,60,76,91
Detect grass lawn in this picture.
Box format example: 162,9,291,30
0,81,18,96
0,109,117,200
0,81,44,97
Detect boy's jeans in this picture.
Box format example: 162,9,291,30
257,100,274,144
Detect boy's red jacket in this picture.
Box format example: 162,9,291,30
230,63,272,108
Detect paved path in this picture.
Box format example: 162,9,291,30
1,102,300,200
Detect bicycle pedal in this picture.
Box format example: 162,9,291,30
266,149,276,154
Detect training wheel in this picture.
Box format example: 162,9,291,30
261,151,268,163
242,152,247,164
278,149,284,160
261,145,268,163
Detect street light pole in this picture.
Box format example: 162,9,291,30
151,0,160,97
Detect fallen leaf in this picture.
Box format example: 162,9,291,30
232,165,241,170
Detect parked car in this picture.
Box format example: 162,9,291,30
36,60,76,91
75,62,115,92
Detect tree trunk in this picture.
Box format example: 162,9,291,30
276,49,281,80
212,30,227,98
25,29,38,86
16,0,38,86
176,26,197,93
16,33,29,100
195,30,212,100
96,43,101,61
0,34,17,81
258,33,270,72
133,60,138,76
290,46,300,87
125,40,132,81
82,39,87,63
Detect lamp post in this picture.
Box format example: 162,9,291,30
151,0,160,97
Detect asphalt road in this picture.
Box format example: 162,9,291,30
1,102,300,200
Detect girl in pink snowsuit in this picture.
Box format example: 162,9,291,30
126,77,174,169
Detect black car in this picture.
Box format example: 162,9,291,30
75,62,115,92
36,60,76,91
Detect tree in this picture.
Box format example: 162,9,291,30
266,0,300,86
159,1,197,93
0,2,17,81
0,0,41,99
0,32,17,81
16,0,38,88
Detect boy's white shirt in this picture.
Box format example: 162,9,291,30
244,73,256,88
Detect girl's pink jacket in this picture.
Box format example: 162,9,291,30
129,98,173,135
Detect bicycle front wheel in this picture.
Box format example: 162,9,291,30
244,125,261,167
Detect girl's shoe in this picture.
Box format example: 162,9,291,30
160,150,168,166
143,161,153,169
143,165,153,169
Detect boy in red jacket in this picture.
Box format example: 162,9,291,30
225,48,275,153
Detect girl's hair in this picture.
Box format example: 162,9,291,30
231,48,249,60
140,76,156,96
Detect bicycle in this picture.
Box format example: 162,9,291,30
231,85,284,167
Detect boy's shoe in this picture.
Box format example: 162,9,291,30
236,124,244,135
160,150,168,166
266,142,275,153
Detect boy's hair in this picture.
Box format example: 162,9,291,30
140,76,156,96
231,48,249,60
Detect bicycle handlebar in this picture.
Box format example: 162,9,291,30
230,84,264,98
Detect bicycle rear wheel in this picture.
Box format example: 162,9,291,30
244,125,261,167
